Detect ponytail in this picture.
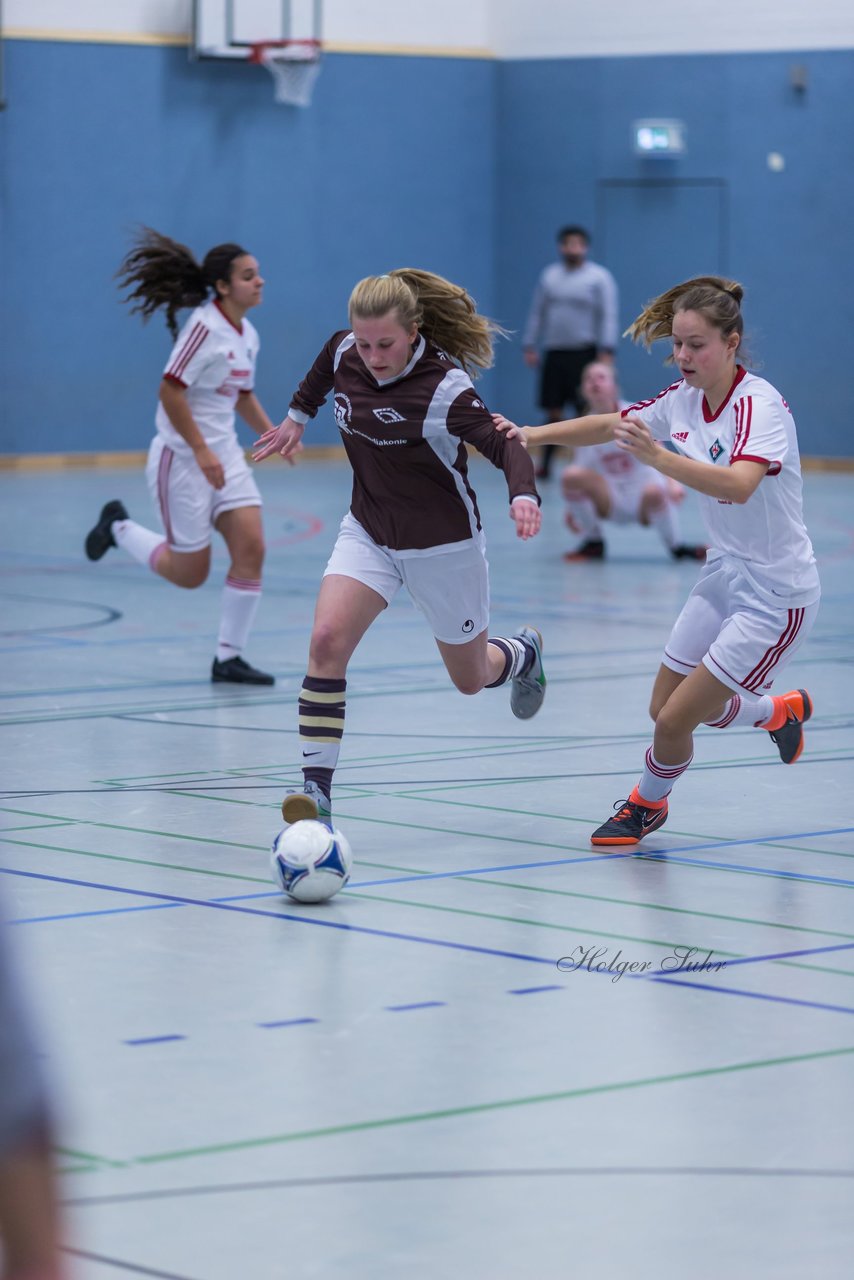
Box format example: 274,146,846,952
117,228,248,338
626,275,745,358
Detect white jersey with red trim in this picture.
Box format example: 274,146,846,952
624,367,819,607
576,399,668,497
154,299,258,455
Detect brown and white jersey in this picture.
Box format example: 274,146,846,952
289,331,540,554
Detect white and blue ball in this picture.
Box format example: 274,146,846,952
270,819,353,903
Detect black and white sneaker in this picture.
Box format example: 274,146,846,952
85,500,128,561
211,656,275,686
510,626,546,720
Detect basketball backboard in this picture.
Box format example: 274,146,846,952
192,0,322,59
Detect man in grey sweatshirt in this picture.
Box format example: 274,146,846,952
523,225,619,478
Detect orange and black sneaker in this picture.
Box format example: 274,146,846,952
766,689,813,765
591,794,668,847
670,543,708,561
564,538,606,563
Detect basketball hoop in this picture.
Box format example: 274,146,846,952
249,39,322,107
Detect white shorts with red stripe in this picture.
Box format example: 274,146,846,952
145,436,262,554
662,555,818,696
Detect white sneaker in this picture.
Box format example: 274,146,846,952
282,780,332,827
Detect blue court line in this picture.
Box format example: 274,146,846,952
639,849,854,887
385,1001,446,1012
652,940,854,972
257,1018,319,1029
10,902,185,925
351,848,854,891
0,867,561,965
508,985,563,996
124,1035,186,1046
648,977,854,1016
3,866,853,1021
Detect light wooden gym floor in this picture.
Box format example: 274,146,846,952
1,456,852,1279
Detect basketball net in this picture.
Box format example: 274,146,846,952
250,40,321,107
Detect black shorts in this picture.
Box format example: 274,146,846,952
539,346,597,412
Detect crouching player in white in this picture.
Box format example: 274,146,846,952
85,229,280,685
497,276,820,846
562,361,706,563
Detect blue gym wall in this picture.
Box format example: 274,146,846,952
1,40,852,457
0,40,498,454
495,49,854,458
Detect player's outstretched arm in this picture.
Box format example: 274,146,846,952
252,415,306,464
493,411,618,448
492,414,530,445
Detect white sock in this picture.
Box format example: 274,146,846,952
646,499,680,550
637,746,693,805
485,636,531,687
216,576,262,662
113,519,167,570
704,692,774,729
565,497,602,541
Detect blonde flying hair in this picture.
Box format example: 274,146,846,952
348,269,507,378
625,275,745,363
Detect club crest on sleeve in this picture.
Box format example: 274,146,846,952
709,438,724,462
334,393,353,432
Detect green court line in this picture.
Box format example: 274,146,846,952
55,1145,126,1169
398,751,851,800
0,822,73,833
387,792,854,868
98,738,563,783
451,875,854,944
0,836,269,885
131,1044,854,1166
157,792,584,851
347,891,854,979
6,826,850,972
0,811,431,881
5,805,851,944
0,808,271,851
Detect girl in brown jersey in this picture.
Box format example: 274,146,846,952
254,269,547,825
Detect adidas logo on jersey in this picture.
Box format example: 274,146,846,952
373,408,406,424
672,431,689,442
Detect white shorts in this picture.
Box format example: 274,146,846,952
324,513,490,645
663,555,819,696
600,471,668,525
146,436,262,554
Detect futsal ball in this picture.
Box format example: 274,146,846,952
270,819,353,904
